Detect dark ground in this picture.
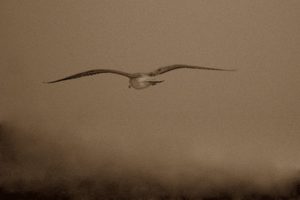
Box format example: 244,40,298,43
1,124,300,200
0,183,300,200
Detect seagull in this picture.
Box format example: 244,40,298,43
45,64,235,89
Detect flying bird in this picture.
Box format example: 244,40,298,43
45,64,235,89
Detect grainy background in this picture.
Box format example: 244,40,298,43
0,0,299,199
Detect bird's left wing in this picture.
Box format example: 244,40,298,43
148,64,236,76
45,69,136,83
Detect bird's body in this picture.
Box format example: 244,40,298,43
129,75,152,89
129,74,164,89
45,64,235,89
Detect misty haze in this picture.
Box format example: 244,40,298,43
1,1,300,199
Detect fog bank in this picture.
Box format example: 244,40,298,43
1,122,299,199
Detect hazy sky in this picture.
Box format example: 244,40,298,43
0,0,299,177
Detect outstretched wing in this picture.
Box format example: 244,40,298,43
149,64,236,76
45,69,135,83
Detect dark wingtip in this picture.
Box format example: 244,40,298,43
43,80,59,84
43,81,53,84
43,78,69,83
218,68,237,72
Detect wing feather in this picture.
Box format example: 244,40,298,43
45,69,135,83
149,64,236,76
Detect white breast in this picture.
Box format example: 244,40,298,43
129,76,153,89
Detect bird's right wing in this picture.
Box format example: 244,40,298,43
45,69,136,83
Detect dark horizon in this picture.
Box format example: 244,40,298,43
1,123,300,199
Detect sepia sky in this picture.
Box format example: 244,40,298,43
0,0,300,176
